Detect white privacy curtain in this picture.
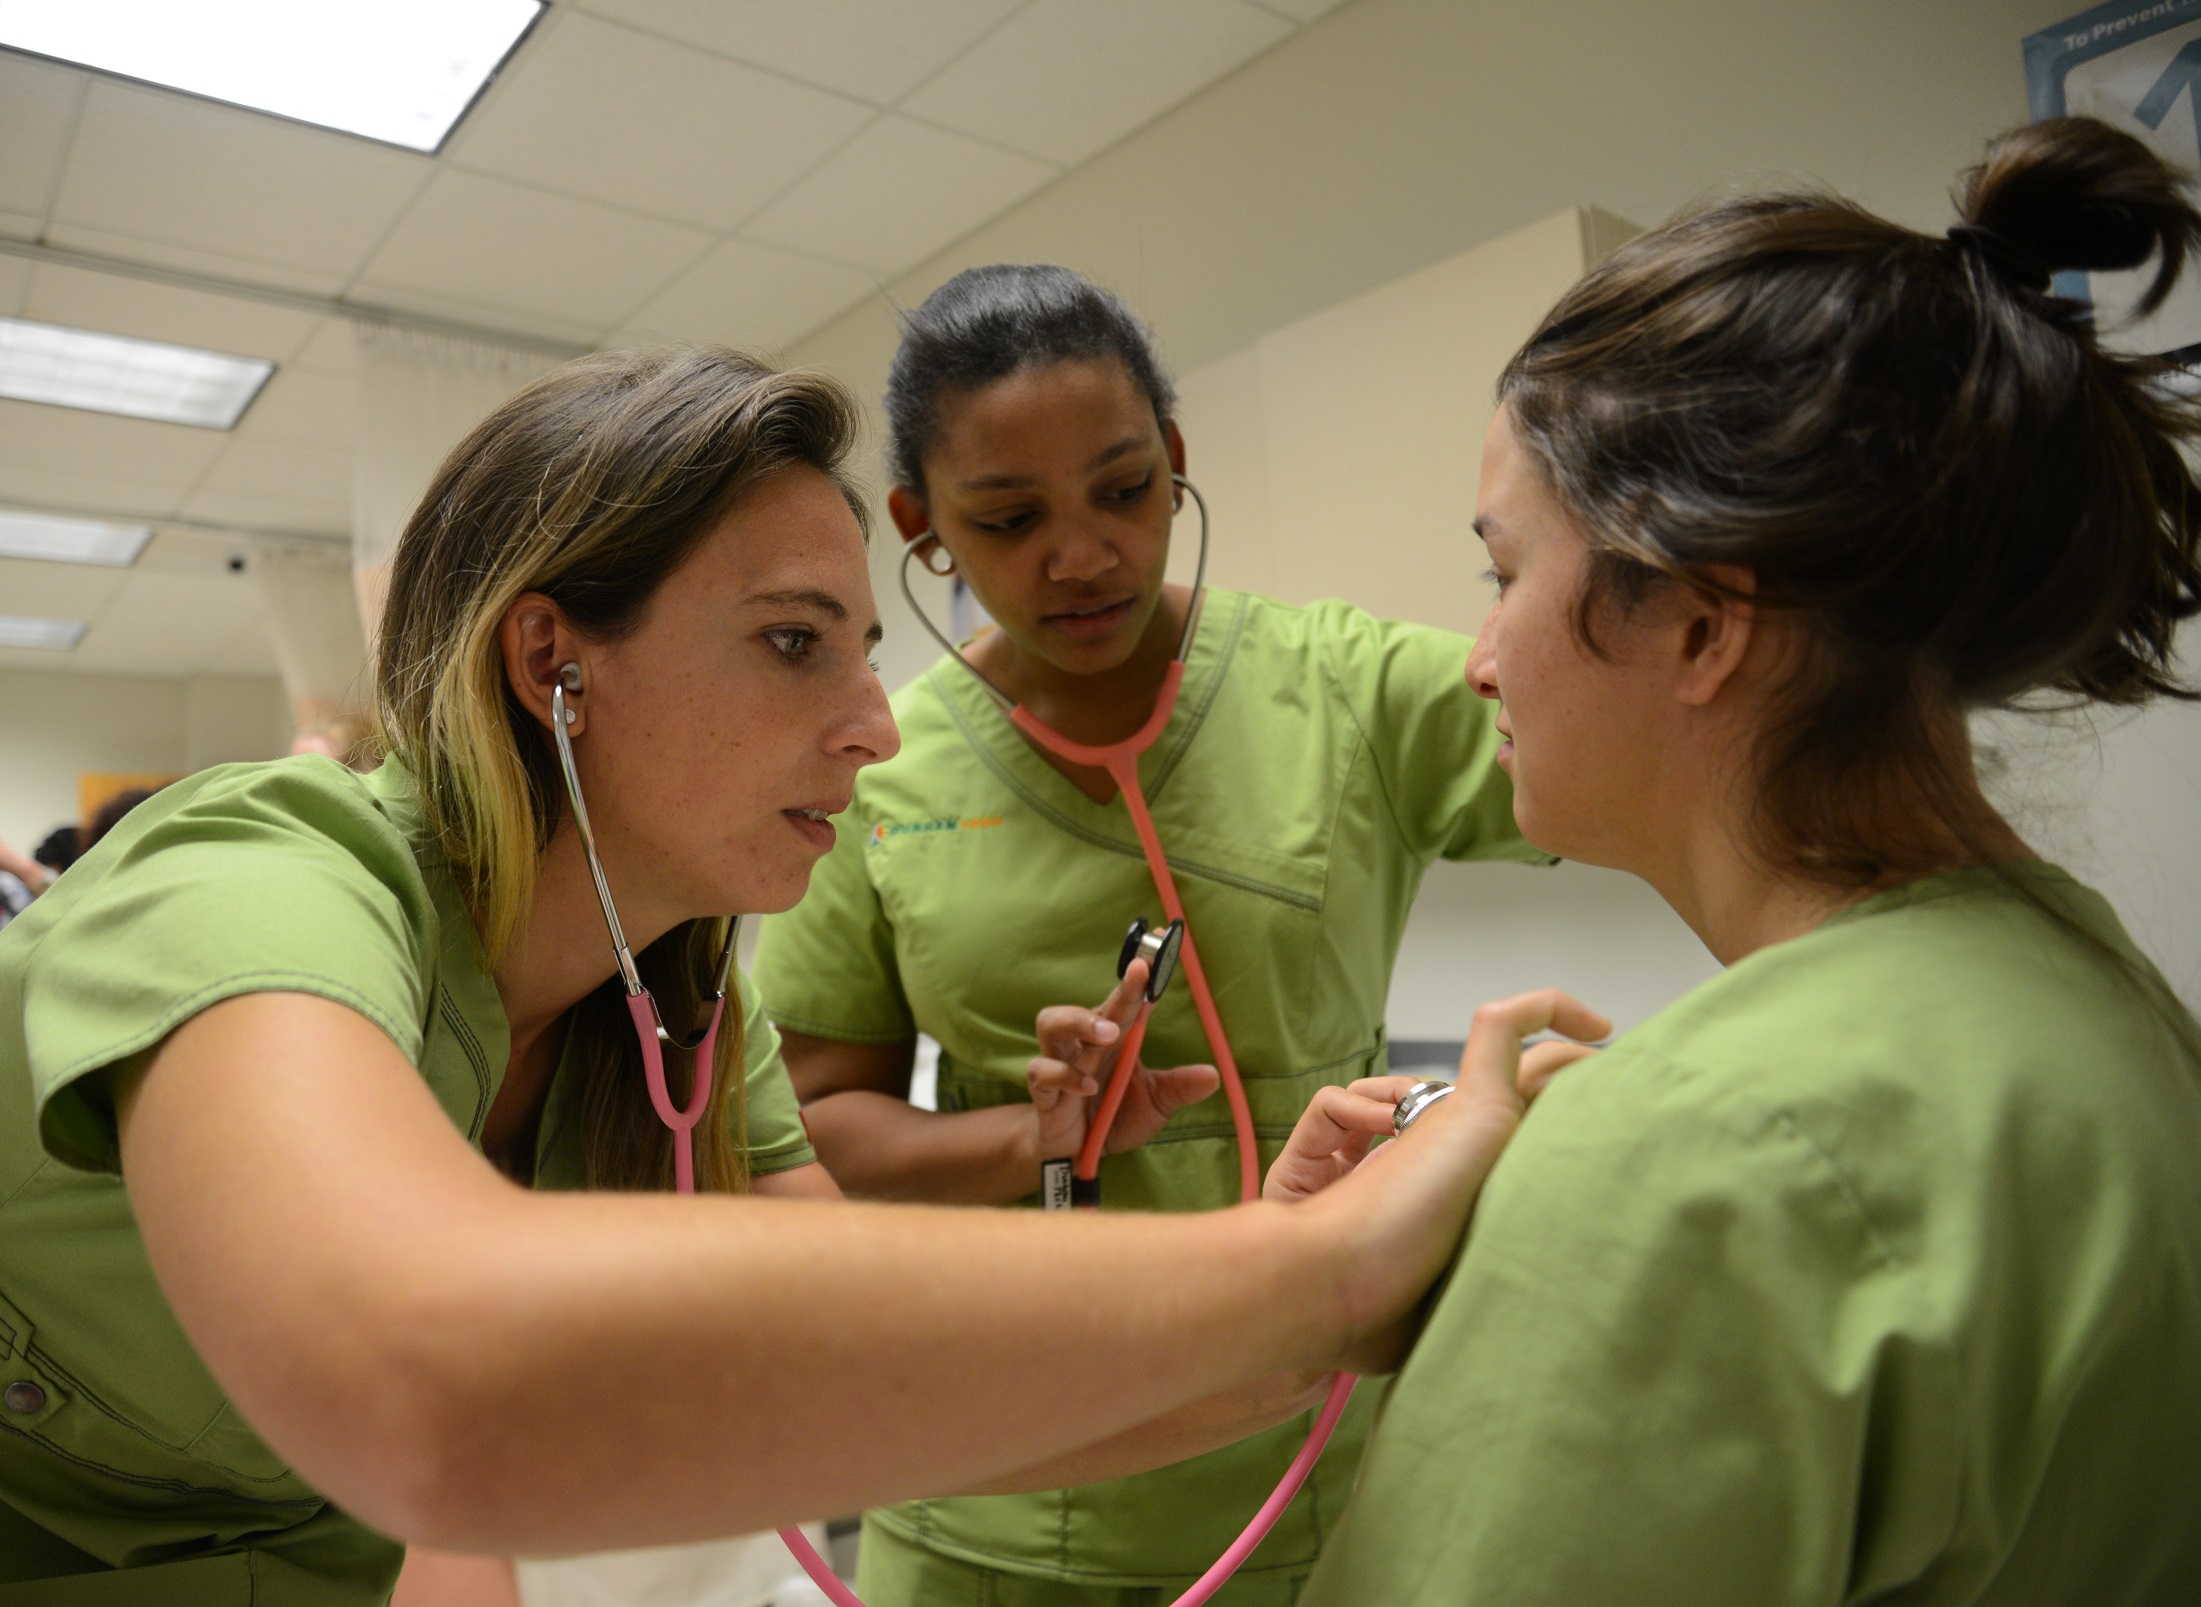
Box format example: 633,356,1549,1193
350,323,557,644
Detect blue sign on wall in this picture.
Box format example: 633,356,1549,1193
2027,1,2201,346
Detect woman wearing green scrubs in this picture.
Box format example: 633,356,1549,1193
0,346,1551,1606
753,267,1552,1604
1293,118,2201,1603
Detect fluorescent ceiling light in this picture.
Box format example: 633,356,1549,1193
0,507,152,566
0,0,544,152
0,615,87,651
0,315,274,429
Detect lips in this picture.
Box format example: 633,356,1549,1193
1043,595,1136,642
782,801,846,850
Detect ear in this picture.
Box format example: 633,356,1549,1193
1671,564,1756,708
885,484,950,574
500,593,593,736
1163,419,1187,480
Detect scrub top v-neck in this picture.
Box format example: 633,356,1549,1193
0,757,813,1605
755,589,1548,1587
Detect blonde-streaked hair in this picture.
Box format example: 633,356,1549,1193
374,347,865,1192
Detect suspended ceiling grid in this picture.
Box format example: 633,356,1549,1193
0,0,1346,678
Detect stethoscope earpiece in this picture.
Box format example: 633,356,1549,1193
557,662,582,726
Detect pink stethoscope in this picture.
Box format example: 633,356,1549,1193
548,475,1356,1607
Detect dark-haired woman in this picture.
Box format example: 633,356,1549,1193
1294,116,2201,1604
0,346,1538,1605
754,267,1557,1603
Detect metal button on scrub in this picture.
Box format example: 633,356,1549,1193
3,1380,45,1414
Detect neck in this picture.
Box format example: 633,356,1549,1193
976,583,1191,747
1627,732,2031,968
494,821,681,1050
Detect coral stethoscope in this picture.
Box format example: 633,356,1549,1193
546,475,1434,1607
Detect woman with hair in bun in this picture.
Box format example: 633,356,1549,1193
1295,116,2201,1604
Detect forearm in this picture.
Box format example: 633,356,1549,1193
803,1088,1039,1205
963,1369,1335,1495
119,997,1344,1553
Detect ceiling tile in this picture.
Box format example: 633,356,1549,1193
71,569,267,676
0,51,81,216
0,465,189,521
39,222,354,298
1251,0,1348,19
174,486,352,538
286,319,357,377
0,398,229,486
743,115,1056,277
0,555,129,621
196,438,352,508
578,0,1024,105
451,12,871,231
197,621,281,677
234,369,355,450
620,238,878,352
0,253,32,315
0,210,41,242
904,0,1290,166
52,81,431,279
359,169,713,331
23,262,320,364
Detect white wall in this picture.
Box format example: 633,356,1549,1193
0,668,290,851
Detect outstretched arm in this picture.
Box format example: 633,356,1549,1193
118,988,1514,1556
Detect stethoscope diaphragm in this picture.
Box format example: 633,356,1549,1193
1117,916,1186,1003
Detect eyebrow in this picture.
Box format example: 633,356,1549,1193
747,587,885,645
955,435,1151,492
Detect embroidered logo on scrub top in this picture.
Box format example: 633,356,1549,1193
869,815,1004,848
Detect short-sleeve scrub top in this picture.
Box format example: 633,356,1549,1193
1299,864,2201,1606
0,756,815,1607
755,589,1552,1589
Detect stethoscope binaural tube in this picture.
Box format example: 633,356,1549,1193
550,666,737,1195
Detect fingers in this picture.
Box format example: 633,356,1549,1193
1458,989,1610,1104
1026,1055,1099,1101
1032,960,1148,1063
1144,1063,1220,1119
1517,1040,1600,1101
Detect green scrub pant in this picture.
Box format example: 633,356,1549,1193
855,1520,1307,1607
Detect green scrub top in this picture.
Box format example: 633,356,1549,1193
754,589,1548,1588
1299,865,2201,1606
0,757,815,1607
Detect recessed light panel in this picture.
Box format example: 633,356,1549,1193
0,0,544,152
0,315,274,429
0,507,152,567
0,615,87,651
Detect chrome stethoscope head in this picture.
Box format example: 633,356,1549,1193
898,473,1211,712
549,663,737,1051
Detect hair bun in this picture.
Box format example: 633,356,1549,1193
1957,116,2201,314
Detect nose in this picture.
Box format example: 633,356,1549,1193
838,660,902,767
1465,611,1500,702
1044,516,1119,586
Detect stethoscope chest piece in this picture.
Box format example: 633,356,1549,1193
1117,917,1185,1002
1392,1078,1455,1136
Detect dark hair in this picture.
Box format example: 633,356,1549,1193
1499,116,2201,886
32,826,77,873
376,345,865,1193
85,788,158,852
885,264,1177,493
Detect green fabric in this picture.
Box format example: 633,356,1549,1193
855,1513,1308,1606
0,756,814,1604
1300,865,2201,1607
756,591,1544,1585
